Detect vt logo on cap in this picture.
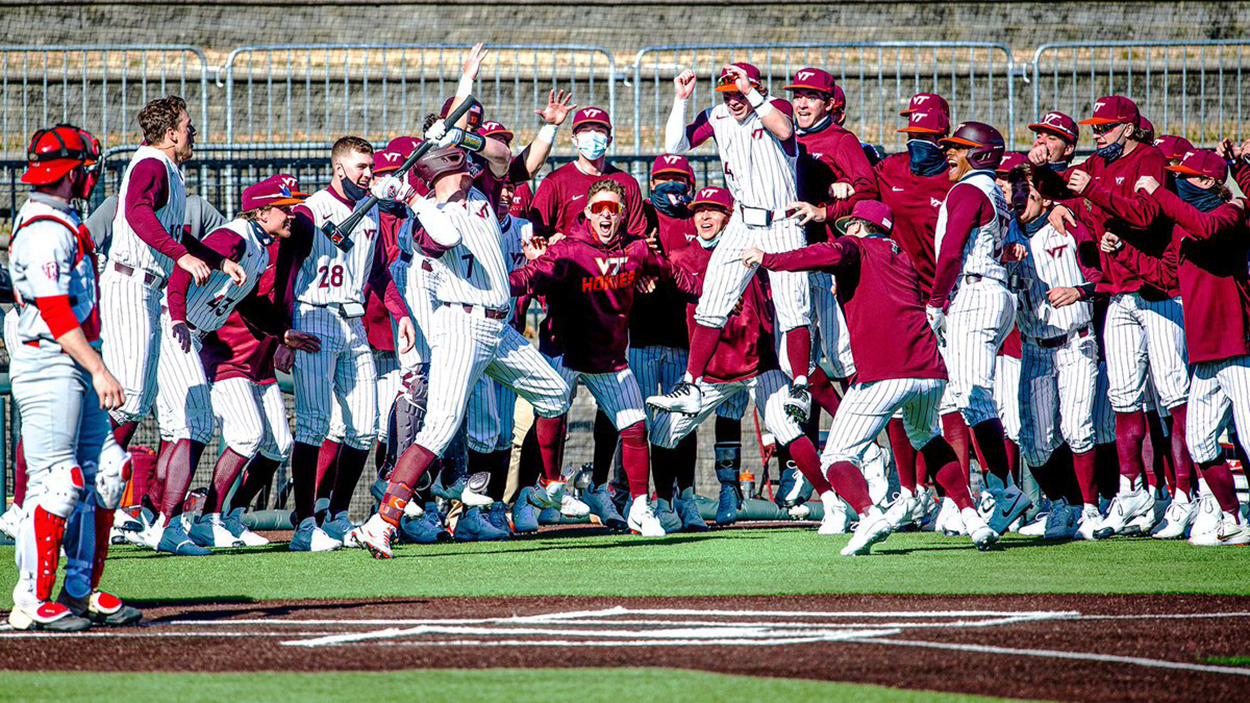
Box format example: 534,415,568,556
795,70,815,81
662,155,682,164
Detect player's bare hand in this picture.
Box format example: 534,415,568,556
721,64,753,95
829,182,855,200
221,259,247,286
536,89,576,126
274,345,296,374
94,369,125,411
1047,286,1082,308
170,321,192,353
522,236,548,260
1027,143,1050,166
673,69,696,100
787,201,825,225
999,243,1028,263
177,254,211,285
741,247,765,268
636,275,657,294
1133,176,1160,195
1100,232,1123,253
396,316,416,354
645,229,661,253
1066,169,1092,195
548,232,565,245
1048,205,1076,234
1220,138,1250,161
462,43,488,81
282,329,321,353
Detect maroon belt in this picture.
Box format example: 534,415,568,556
112,261,163,287
443,302,508,320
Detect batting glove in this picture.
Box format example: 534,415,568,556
434,126,467,149
424,118,448,142
925,305,947,347
371,174,414,203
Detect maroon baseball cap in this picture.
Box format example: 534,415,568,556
1028,111,1079,143
373,149,405,174
835,200,894,235
385,136,420,159
571,106,612,132
1079,95,1140,127
651,153,695,180
1137,116,1156,141
1166,149,1228,181
241,174,307,211
900,93,949,116
691,186,734,212
784,67,836,96
1154,134,1195,161
479,120,514,144
996,152,1028,176
440,97,484,129
715,62,762,93
831,83,846,109
898,109,950,135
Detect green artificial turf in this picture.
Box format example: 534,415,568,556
1,528,1248,607
0,668,1002,702
1203,657,1250,667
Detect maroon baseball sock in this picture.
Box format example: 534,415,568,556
593,409,620,485
1074,449,1098,506
534,415,567,482
111,420,138,450
205,448,251,514
151,440,173,515
620,422,651,499
685,324,722,382
921,438,974,510
941,413,973,481
675,431,698,493
808,367,841,418
1167,404,1194,500
1147,410,1173,492
650,445,678,501
887,419,918,493
328,446,368,515
785,436,832,495
824,461,873,515
12,441,26,508
1114,411,1148,486
1005,438,1021,485
1198,460,1241,515
290,442,320,523
159,439,207,520
314,439,342,505
970,419,1011,484
230,454,282,512
379,444,438,525
783,326,812,383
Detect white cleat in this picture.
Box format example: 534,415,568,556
627,495,666,537
884,488,918,529
1122,495,1166,535
818,491,851,535
962,507,1000,550
350,514,396,559
935,497,966,536
533,480,568,511
1017,513,1048,537
841,506,892,556
1075,504,1102,541
1152,496,1196,540
1189,513,1250,547
560,494,591,518
1041,499,1079,540
646,380,703,416
460,471,494,508
1188,492,1221,541
1094,488,1154,539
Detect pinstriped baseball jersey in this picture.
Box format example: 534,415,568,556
1010,222,1094,339
181,220,270,332
701,101,798,211
420,187,511,309
9,195,99,352
109,145,186,276
499,214,533,274
934,172,1009,283
293,188,380,306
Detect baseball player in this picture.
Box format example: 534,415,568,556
8,124,141,630
924,121,1026,535
278,136,416,549
650,62,815,425
1132,154,1249,545
746,199,1000,553
1027,111,1080,173
349,142,572,559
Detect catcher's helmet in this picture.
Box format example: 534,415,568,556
21,124,94,185
940,121,1006,171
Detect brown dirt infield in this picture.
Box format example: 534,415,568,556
3,594,1249,701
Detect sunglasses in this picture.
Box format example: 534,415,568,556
1090,122,1121,136
589,200,623,215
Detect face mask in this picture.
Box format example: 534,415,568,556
1176,177,1224,212
1095,140,1125,163
907,140,947,177
249,219,275,247
796,113,831,136
378,199,407,216
1045,161,1069,173
576,131,609,161
650,181,691,217
340,174,368,202
1023,211,1050,236
697,231,723,250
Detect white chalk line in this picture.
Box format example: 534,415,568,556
0,631,340,639
170,615,1065,631
369,631,905,648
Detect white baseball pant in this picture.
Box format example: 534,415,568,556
822,377,946,470
153,311,215,444
938,277,1015,425
650,369,803,449
718,388,750,421
393,258,435,370
466,375,518,454
810,272,856,379
629,345,687,429
99,267,162,424
547,354,647,431
1017,333,1099,467
1186,356,1250,464
994,354,1022,444
292,304,378,450
1103,293,1189,413
211,377,293,461
415,304,570,456
373,349,402,444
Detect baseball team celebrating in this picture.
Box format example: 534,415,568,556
5,42,1250,631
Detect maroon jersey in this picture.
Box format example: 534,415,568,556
509,220,691,374
628,202,698,349
472,150,531,216
999,326,1022,359
762,235,946,384
528,162,646,240
796,122,877,243
863,153,953,295
201,238,284,383
361,208,407,352
510,181,534,219
669,241,778,384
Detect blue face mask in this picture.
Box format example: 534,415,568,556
1176,177,1225,212
249,219,274,247
1095,141,1125,163
1023,211,1051,236
340,176,368,202
907,140,948,177
650,181,691,217
576,131,609,161
1045,161,1069,173
697,231,723,250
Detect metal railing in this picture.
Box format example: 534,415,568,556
220,44,617,155
1031,41,1250,146
0,45,209,160
632,42,1018,151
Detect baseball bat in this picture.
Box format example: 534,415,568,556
321,96,482,251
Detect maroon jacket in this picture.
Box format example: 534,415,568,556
628,202,698,350
862,153,953,296
528,161,646,240
166,225,287,338
761,235,946,384
361,208,408,353
509,220,692,373
796,122,877,243
200,237,284,384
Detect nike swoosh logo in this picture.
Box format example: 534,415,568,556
998,494,1021,519
892,186,904,192
715,115,730,120
571,195,585,201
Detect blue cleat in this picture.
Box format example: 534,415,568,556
320,511,356,547
582,481,629,532
511,487,541,533
399,503,451,543
289,516,342,552
654,498,682,533
675,488,710,532
157,518,211,556
486,502,513,535
455,506,510,541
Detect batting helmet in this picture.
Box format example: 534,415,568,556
21,124,93,185
940,121,1006,171
412,145,468,185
